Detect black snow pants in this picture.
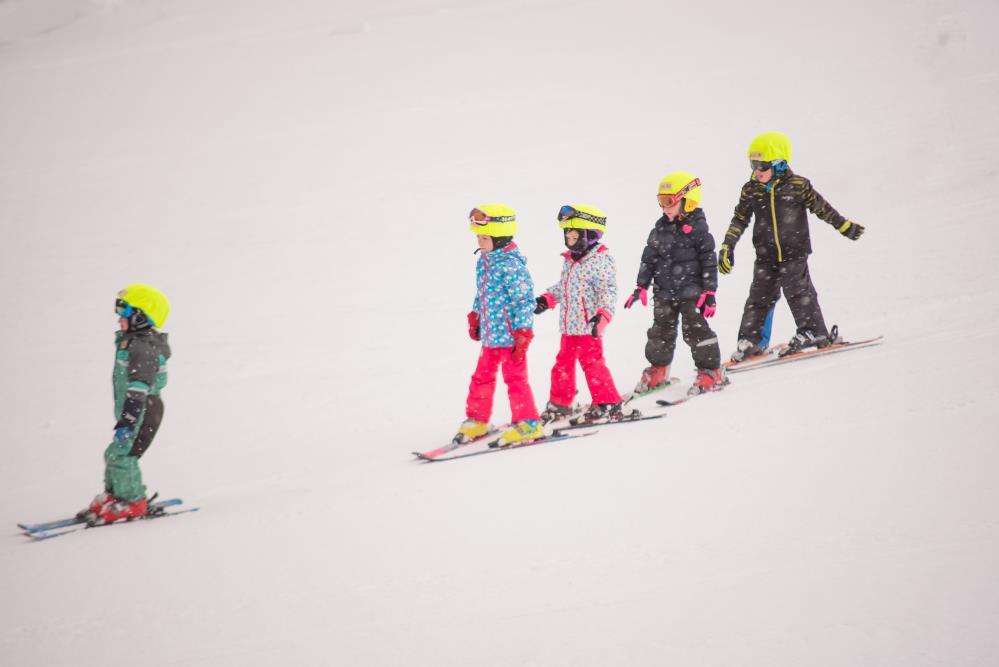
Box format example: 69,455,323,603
128,395,164,459
645,297,720,370
737,258,828,343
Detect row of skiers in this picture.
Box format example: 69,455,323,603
77,130,865,524
454,131,866,447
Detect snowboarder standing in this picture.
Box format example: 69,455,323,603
534,204,631,423
455,204,543,446
719,131,866,360
79,284,171,525
625,172,726,396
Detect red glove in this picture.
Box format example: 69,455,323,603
511,329,534,362
467,312,480,341
624,286,648,309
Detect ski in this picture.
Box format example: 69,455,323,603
412,427,505,461
26,505,199,541
18,497,184,534
726,335,884,374
620,377,683,404
553,413,666,433
413,431,596,462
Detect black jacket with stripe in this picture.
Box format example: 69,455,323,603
635,208,717,301
724,169,847,264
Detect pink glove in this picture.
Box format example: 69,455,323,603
589,309,612,338
511,329,534,363
624,286,648,309
696,291,716,318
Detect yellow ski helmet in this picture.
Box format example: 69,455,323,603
747,131,793,163
557,204,607,232
468,203,517,237
657,172,702,213
116,283,170,328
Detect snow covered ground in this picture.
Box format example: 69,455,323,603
2,0,999,664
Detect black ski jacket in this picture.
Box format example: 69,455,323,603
723,169,847,264
635,208,717,301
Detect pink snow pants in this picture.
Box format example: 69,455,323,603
466,346,540,423
549,335,622,407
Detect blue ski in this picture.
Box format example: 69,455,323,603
27,506,199,541
18,498,184,534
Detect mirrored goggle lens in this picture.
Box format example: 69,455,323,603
657,194,680,207
751,160,772,172
115,299,134,317
469,208,490,224
557,205,577,222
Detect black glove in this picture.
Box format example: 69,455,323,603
534,296,549,314
718,243,734,275
838,220,865,240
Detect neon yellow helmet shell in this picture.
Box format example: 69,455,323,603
658,171,702,213
469,202,518,237
118,283,170,328
747,131,793,163
558,204,607,232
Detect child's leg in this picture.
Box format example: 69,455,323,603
466,347,503,422
760,307,776,348
679,300,721,369
778,258,829,338
549,335,580,406
500,349,540,422
578,336,622,404
645,298,681,367
103,430,147,503
737,260,782,342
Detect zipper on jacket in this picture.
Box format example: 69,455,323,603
562,261,578,333
770,180,783,262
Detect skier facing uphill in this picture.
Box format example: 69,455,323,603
718,131,866,360
625,172,727,396
455,204,543,446
534,204,632,424
78,284,171,525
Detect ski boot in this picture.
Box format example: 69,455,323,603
76,491,115,522
453,419,493,445
576,402,636,424
496,420,544,447
779,326,838,358
687,368,729,396
730,339,767,363
633,365,670,395
90,496,149,526
539,401,580,425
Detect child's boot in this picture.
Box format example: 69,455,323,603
91,496,149,525
634,365,670,394
687,368,729,395
579,402,636,424
497,420,544,446
730,339,766,362
76,491,115,521
539,401,579,425
453,419,492,445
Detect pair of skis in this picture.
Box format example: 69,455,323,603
724,335,885,374
413,408,670,462
18,497,197,541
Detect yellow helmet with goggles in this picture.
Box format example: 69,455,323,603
557,204,607,232
747,131,793,164
657,171,702,213
468,203,517,237
116,283,170,328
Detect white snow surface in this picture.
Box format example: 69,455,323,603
2,0,999,664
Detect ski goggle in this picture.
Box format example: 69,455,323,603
657,177,701,208
557,205,606,225
469,208,515,225
115,298,134,318
750,160,772,172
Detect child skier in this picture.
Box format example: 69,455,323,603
718,131,865,360
624,172,726,396
534,204,630,424
79,284,171,525
455,204,543,445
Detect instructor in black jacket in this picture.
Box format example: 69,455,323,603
719,131,866,361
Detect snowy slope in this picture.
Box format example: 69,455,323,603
2,0,999,664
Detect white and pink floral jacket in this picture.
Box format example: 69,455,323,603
542,245,618,336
